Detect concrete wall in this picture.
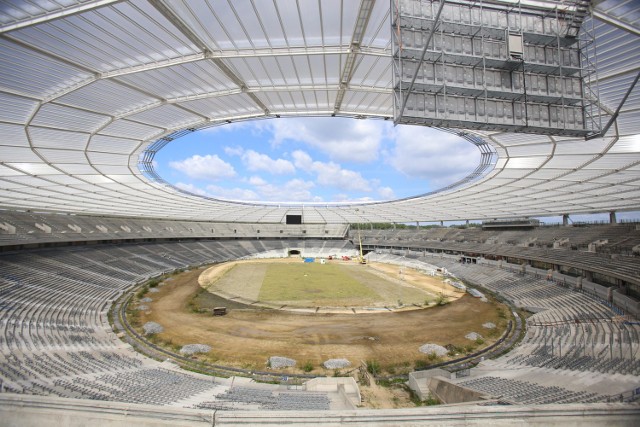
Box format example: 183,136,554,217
428,376,489,404
305,377,360,408
0,394,210,427
613,291,640,318
408,369,452,400
552,271,579,287
582,280,610,301
1,394,639,426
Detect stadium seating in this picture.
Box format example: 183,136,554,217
0,240,351,409
0,211,349,248
359,223,640,255
1,231,638,408
367,252,639,403
359,225,640,318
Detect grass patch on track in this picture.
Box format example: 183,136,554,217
259,263,379,303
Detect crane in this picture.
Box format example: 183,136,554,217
357,228,367,264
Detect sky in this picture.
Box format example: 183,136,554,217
154,117,480,204
152,117,640,223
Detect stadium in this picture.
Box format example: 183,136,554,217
0,0,639,425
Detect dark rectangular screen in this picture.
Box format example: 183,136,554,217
286,214,302,225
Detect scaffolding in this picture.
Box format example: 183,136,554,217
392,0,602,137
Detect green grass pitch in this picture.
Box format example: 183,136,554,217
258,263,379,302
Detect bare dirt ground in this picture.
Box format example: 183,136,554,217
133,263,509,408
138,262,508,378
359,381,415,409
366,262,464,302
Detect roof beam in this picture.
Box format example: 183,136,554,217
209,58,271,115
171,84,389,101
148,0,271,115
99,46,389,79
0,0,123,34
333,0,376,114
42,76,99,103
147,0,208,51
593,9,640,37
100,52,207,78
587,70,640,140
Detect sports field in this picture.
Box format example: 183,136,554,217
260,263,378,302
200,259,458,309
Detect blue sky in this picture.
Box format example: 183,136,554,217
154,117,480,203
152,117,640,223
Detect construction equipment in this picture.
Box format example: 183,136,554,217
357,229,367,264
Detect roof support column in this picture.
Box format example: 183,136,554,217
563,214,570,226
609,211,617,224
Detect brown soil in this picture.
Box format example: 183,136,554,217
137,265,508,377
359,382,415,409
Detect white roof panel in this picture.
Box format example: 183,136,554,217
125,104,203,129
6,162,62,175
88,135,141,154
30,127,89,150
35,148,90,164
114,60,238,99
0,146,42,163
56,79,159,116
179,93,263,117
31,103,110,133
0,123,29,147
7,0,199,72
53,163,103,174
0,92,39,123
99,119,163,140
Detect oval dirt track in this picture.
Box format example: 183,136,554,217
137,262,508,375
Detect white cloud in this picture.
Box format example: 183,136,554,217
247,175,267,186
241,150,295,175
315,162,371,192
389,126,480,187
378,186,395,200
175,182,259,201
291,150,313,170
224,146,244,156
267,117,386,163
166,119,482,203
249,178,318,202
292,150,371,192
169,154,236,181
333,194,375,202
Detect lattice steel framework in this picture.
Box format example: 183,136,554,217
392,0,602,136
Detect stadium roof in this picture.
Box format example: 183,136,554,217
0,0,639,224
